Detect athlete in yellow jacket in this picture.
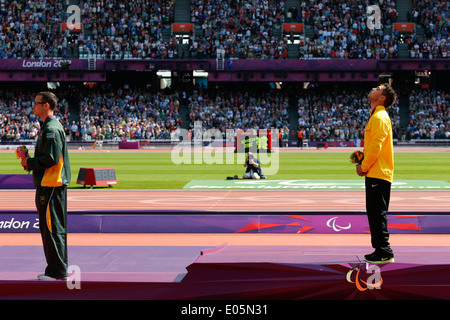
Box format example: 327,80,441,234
356,83,397,263
361,105,394,183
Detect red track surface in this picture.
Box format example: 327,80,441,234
0,189,449,212
2,147,448,212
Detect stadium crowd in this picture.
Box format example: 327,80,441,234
0,0,175,59
190,0,289,59
406,88,449,139
78,0,176,59
0,0,71,58
407,0,449,59
0,0,447,60
0,85,182,143
0,1,448,142
297,88,401,141
74,85,181,141
0,89,69,142
187,89,289,133
2,85,448,144
297,0,400,59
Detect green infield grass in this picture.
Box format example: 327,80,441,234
1,151,448,189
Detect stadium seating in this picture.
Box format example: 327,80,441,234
0,0,447,60
406,88,449,139
3,85,448,144
187,88,289,132
0,1,448,145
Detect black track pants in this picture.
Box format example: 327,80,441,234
35,186,68,278
365,177,393,256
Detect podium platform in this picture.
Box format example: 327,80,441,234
1,243,449,300
0,174,34,189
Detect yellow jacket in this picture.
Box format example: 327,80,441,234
362,105,394,183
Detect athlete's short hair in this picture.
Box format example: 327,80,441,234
37,91,58,110
381,83,397,109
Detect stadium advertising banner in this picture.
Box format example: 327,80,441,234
1,59,448,72
0,59,83,70
1,211,449,234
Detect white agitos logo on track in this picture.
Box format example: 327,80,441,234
326,217,352,232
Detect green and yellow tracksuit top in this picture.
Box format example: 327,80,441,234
361,105,394,184
27,116,71,187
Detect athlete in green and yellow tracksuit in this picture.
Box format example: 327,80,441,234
25,92,71,280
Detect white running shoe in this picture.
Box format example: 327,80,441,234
37,273,68,281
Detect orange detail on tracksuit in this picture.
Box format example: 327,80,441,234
46,196,53,233
27,117,71,187
41,154,64,187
